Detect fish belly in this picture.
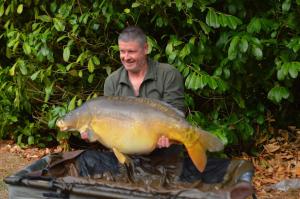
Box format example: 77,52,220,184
90,118,160,154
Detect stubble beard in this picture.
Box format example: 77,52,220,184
123,58,147,74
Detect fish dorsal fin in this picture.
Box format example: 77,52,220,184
103,96,185,119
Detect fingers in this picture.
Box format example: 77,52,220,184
157,135,171,148
80,132,89,140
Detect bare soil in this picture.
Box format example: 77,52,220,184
0,141,36,199
0,140,58,199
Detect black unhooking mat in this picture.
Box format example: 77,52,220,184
4,146,255,199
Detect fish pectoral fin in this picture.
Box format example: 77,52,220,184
112,147,130,164
186,142,207,173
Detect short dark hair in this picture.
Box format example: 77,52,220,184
118,26,147,46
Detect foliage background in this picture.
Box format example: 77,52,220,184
0,0,299,152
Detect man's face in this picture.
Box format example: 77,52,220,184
118,40,148,73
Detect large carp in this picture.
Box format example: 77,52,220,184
56,96,224,172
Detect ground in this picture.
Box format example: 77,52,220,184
0,140,61,199
0,128,299,199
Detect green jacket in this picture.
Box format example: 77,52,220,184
104,58,185,112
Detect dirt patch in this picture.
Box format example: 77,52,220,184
0,142,33,198
0,140,59,199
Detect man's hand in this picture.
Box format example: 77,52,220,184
80,132,89,140
157,135,171,148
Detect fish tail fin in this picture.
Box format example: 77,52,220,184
194,127,224,152
185,141,207,172
182,127,224,172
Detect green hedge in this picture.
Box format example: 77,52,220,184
0,0,299,150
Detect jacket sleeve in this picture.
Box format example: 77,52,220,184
162,67,185,113
103,76,115,96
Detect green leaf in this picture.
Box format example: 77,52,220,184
206,9,219,28
18,60,28,75
50,1,57,13
132,2,140,8
218,13,241,29
38,15,52,22
44,83,54,102
53,18,65,31
23,42,31,55
28,136,34,145
256,115,265,125
92,56,100,65
7,39,18,48
176,0,182,10
239,121,254,140
68,96,77,111
282,0,291,12
252,46,263,60
218,14,227,27
226,15,241,29
77,99,83,107
277,68,286,80
9,64,17,76
247,18,261,33
57,35,68,42
207,77,218,90
40,46,50,56
165,43,173,55
210,129,228,145
289,62,300,78
217,79,228,92
147,36,159,54
17,134,23,145
268,86,290,103
66,62,76,71
199,75,208,89
223,68,230,79
105,66,111,75
186,0,193,8
179,44,191,59
76,51,89,65
187,18,193,25
88,74,94,83
0,4,4,17
228,36,239,60
233,94,245,108
239,37,248,53
185,72,197,90
17,4,23,14
31,70,40,80
63,46,70,62
5,4,11,15
286,38,300,53
88,58,95,73
199,21,211,35
187,73,196,90
78,70,83,77
214,67,222,76
168,51,177,63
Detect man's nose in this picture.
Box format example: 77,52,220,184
123,52,130,60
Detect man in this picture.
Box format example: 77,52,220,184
104,26,185,148
103,26,255,198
